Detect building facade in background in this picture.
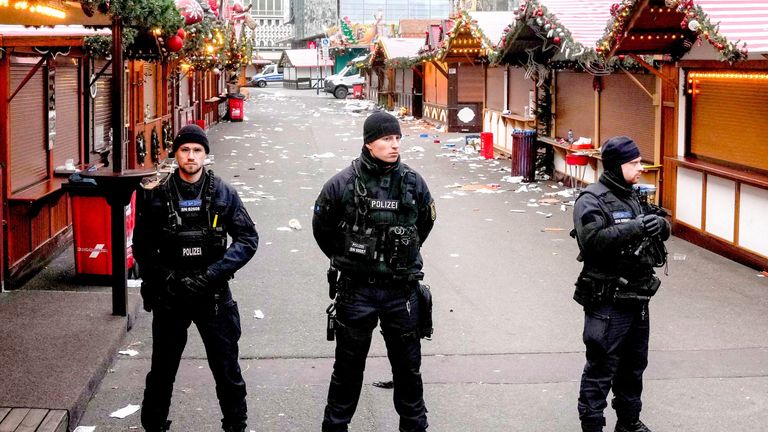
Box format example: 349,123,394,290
251,0,294,62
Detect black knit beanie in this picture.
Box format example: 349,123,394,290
601,136,640,168
173,124,210,154
363,111,402,144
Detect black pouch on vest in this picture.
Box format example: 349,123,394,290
386,226,419,271
640,276,661,297
417,283,433,339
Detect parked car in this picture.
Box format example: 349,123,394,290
323,60,365,99
250,64,283,87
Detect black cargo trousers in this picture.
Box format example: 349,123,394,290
322,279,428,432
141,295,247,431
578,301,650,431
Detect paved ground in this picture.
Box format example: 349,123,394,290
28,87,768,431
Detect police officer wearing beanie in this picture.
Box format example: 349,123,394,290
313,111,436,432
572,136,669,432
135,124,259,432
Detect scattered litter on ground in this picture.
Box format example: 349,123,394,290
74,427,96,432
118,349,139,357
460,183,501,192
758,271,768,278
536,211,553,218
127,279,141,288
254,310,265,319
510,209,526,213
538,198,560,205
672,253,687,261
276,227,292,231
561,205,567,212
541,227,566,232
405,146,425,153
110,404,140,419
288,219,302,230
449,254,460,257
305,152,336,159
290,249,300,253
502,176,524,184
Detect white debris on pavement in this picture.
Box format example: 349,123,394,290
305,152,336,159
254,310,265,319
74,427,96,432
109,404,141,419
288,219,302,230
118,349,139,357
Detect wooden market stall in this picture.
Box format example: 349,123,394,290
279,49,333,90
0,25,113,287
419,11,512,133
367,38,425,116
601,0,768,269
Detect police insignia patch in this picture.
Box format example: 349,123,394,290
429,200,437,221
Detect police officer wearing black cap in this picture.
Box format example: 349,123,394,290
135,124,259,432
572,136,670,432
313,111,436,432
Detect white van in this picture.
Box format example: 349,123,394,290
323,57,366,99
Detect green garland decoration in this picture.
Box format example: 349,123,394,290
83,28,138,58
597,0,747,63
419,10,496,64
340,17,357,45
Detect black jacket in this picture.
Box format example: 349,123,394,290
573,172,669,282
134,169,259,286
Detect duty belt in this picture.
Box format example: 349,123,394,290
340,272,423,286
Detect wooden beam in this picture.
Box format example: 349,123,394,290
620,67,654,100
7,54,48,103
629,54,676,90
433,61,448,78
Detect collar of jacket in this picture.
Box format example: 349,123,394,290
359,147,400,177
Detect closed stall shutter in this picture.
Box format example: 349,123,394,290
600,73,655,161
403,70,413,95
485,67,505,111
92,59,112,152
509,67,534,118
53,62,80,168
457,63,484,102
689,71,768,172
555,71,595,140
10,62,47,193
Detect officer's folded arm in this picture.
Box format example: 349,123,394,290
577,210,645,254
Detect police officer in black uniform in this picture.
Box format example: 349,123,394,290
313,111,436,432
135,124,259,432
572,136,669,432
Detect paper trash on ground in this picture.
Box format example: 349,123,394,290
110,404,140,419
118,349,139,357
74,427,96,432
254,310,265,319
288,219,302,230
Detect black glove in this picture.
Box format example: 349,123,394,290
176,272,211,299
641,214,663,237
140,281,155,312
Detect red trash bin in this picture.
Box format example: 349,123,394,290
67,183,136,278
480,132,494,159
195,119,205,129
228,94,245,122
352,84,363,99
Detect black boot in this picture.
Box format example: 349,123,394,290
223,425,246,432
614,419,652,432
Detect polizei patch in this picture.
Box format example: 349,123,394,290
179,199,202,213
182,247,203,256
369,199,399,211
348,241,369,255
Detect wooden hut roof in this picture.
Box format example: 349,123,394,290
278,49,333,68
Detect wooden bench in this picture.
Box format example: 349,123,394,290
0,408,67,432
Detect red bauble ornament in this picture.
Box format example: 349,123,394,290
175,0,203,25
167,35,184,52
177,28,186,40
232,0,244,13
207,0,219,16
618,54,625,60
553,36,561,44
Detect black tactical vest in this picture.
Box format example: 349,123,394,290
576,182,655,282
159,171,227,271
335,160,420,277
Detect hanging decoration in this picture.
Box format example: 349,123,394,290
166,34,184,52
597,0,747,62
150,127,161,165
206,0,218,17
175,0,203,25
340,16,358,45
162,121,173,152
136,131,147,165
222,23,254,71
